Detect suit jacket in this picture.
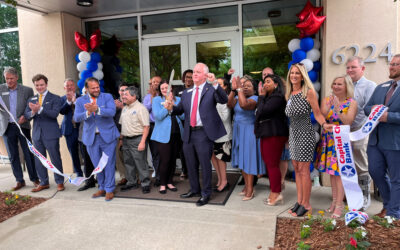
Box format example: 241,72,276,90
0,84,34,136
73,92,120,147
24,91,62,141
172,82,228,143
60,94,81,136
254,90,288,138
364,80,400,150
151,96,184,143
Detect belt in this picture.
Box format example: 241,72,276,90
95,132,100,135
124,135,142,139
190,126,203,131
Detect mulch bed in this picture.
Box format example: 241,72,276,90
0,191,47,223
273,217,400,249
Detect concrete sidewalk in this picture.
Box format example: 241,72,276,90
0,164,383,250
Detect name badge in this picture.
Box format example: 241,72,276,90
2,92,9,95
31,97,38,100
187,89,193,93
382,84,390,87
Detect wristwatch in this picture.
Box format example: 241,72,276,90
237,88,242,92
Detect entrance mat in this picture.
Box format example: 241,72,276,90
114,172,241,205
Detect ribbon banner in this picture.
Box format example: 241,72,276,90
333,105,388,210
0,96,108,186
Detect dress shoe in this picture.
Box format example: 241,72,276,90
159,189,167,194
196,196,210,206
295,205,312,217
31,185,50,192
105,192,114,202
120,184,138,192
33,180,40,187
57,184,65,191
12,182,26,191
117,178,127,186
375,208,387,218
167,185,178,192
142,186,151,194
216,183,230,193
180,191,201,198
77,182,96,191
92,190,106,198
242,191,255,201
267,194,284,206
289,202,300,214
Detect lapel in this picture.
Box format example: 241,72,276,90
2,87,10,109
200,83,210,103
387,81,400,106
184,88,193,108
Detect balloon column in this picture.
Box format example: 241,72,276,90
74,29,105,93
287,0,326,99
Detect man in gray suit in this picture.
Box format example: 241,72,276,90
365,54,400,219
0,67,39,191
25,74,65,192
346,56,376,211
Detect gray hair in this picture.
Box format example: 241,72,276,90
125,86,139,97
64,78,75,86
196,62,209,74
346,56,364,67
3,67,18,77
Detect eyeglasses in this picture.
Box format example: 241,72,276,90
389,63,400,67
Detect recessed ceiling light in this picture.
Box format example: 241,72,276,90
77,0,93,7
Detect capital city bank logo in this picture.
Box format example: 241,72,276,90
341,165,356,177
362,122,373,133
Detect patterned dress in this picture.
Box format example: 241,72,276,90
316,98,353,176
285,93,315,162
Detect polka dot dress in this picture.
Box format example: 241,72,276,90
285,93,316,162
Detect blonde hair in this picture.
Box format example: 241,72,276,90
331,75,354,98
285,63,315,100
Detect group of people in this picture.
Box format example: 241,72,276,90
1,55,399,217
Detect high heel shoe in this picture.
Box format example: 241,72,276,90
242,191,255,201
294,205,312,217
331,204,344,218
289,202,300,214
216,183,230,193
325,200,337,213
267,194,284,206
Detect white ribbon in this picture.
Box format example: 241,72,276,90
332,105,388,210
0,96,108,186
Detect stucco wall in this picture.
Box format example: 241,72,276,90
321,0,398,97
17,10,82,174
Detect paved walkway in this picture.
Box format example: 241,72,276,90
0,165,382,250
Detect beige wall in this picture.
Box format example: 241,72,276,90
17,10,82,174
321,0,399,97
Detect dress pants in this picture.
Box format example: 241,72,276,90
183,128,214,197
65,128,83,177
148,123,160,180
80,143,95,184
368,144,400,219
123,135,150,187
156,133,181,186
351,136,371,209
3,123,38,183
33,136,64,185
86,135,117,193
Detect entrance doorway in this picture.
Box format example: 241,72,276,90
141,28,240,96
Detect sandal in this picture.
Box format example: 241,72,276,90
331,204,344,218
289,202,300,214
295,205,312,217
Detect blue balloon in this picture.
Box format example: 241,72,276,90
300,37,314,52
80,70,93,80
292,49,307,63
77,79,85,90
91,52,102,63
288,60,295,70
75,53,80,63
87,61,98,72
308,70,318,82
310,162,314,172
313,61,321,71
99,80,105,86
310,112,317,125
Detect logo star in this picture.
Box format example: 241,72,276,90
342,166,355,177
362,122,373,133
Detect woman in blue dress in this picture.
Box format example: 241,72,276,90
228,76,265,201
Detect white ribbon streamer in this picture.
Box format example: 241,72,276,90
0,96,108,186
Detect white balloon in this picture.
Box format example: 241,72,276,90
288,39,301,52
93,70,104,80
313,39,321,49
307,48,321,62
97,62,103,70
313,81,321,92
315,131,320,142
300,59,314,72
78,51,91,63
77,62,87,72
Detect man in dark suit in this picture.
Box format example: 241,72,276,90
0,67,39,191
74,77,120,201
60,78,83,179
165,63,228,206
24,74,65,192
364,54,400,219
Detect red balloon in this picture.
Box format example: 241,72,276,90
296,0,323,21
74,32,89,52
296,11,326,37
90,29,102,50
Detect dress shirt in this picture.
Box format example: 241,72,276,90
119,100,150,137
8,87,17,123
31,90,48,117
352,76,376,130
190,81,218,127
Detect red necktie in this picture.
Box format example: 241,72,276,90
190,87,199,127
384,81,398,105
